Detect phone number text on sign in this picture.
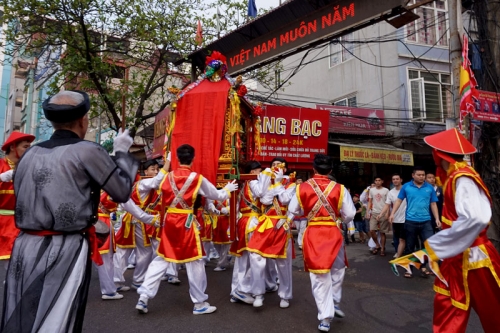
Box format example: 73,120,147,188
256,105,330,164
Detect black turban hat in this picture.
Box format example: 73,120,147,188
42,90,91,123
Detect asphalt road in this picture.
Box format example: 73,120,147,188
0,234,482,333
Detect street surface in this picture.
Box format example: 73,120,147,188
1,233,482,333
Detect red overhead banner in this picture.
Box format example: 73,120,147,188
472,90,500,123
152,108,170,158
256,105,329,165
316,104,385,136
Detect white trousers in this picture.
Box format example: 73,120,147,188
213,243,230,268
94,251,116,295
38,241,88,333
296,219,308,247
114,225,153,285
138,257,208,304
310,245,346,321
151,238,178,278
249,239,292,299
231,251,253,295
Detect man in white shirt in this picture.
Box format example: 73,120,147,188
368,177,389,256
380,174,407,261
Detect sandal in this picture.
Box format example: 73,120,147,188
379,248,386,256
404,272,412,278
371,247,380,255
420,268,431,278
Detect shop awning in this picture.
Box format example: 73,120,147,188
329,141,414,166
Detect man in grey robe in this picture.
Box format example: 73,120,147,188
1,90,138,333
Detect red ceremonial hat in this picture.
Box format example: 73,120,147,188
2,131,35,151
423,128,476,155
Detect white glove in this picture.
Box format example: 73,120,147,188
274,169,284,183
152,214,161,228
223,180,238,193
221,207,229,215
0,169,14,182
113,128,133,153
166,151,171,162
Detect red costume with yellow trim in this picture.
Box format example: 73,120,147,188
115,181,159,248
144,190,162,242
229,181,261,256
98,192,118,254
0,131,35,260
247,181,295,259
212,199,231,245
0,158,17,260
296,175,345,273
157,167,204,263
422,129,500,333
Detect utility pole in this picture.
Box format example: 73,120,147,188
473,0,500,252
448,0,461,130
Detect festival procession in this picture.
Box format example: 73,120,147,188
0,0,499,332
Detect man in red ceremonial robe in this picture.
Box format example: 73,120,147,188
0,131,34,266
212,198,231,271
247,157,296,309
114,159,167,291
421,129,500,333
230,161,263,304
136,144,238,315
95,191,123,300
288,154,355,332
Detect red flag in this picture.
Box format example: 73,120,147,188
195,20,203,46
459,34,478,129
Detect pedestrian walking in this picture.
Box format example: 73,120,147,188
379,174,407,261
1,90,137,332
368,177,389,256
287,154,355,332
426,172,443,233
389,166,440,277
423,128,500,332
247,157,295,309
0,131,34,267
352,194,367,243
136,144,238,315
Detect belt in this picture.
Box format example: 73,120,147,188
241,212,260,217
167,208,193,214
0,209,15,216
23,227,103,265
308,221,337,226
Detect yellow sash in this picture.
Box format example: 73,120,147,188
123,213,133,238
257,215,286,233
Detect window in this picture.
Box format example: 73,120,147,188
106,36,130,53
329,32,354,67
408,69,451,123
406,0,448,46
334,96,357,107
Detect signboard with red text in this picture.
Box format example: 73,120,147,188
152,108,170,158
226,0,406,74
256,105,330,165
316,104,385,136
472,90,500,123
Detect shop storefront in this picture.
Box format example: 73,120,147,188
329,142,415,194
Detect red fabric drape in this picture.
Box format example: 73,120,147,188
170,79,230,184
